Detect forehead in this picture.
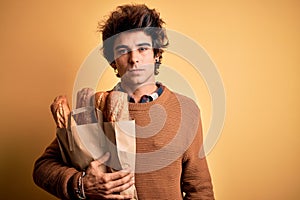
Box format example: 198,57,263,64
113,31,152,48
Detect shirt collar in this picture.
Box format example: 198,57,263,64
113,82,164,103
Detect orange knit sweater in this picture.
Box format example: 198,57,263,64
33,86,214,200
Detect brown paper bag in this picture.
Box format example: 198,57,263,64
103,120,138,199
56,106,107,171
54,90,138,199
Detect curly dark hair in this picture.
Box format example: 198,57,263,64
98,4,169,77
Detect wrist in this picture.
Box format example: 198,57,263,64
68,172,85,200
74,171,86,199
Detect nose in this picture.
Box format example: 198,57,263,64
129,49,140,64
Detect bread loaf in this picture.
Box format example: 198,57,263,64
95,91,129,122
106,91,130,122
50,96,71,128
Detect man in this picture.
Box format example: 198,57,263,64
33,4,215,200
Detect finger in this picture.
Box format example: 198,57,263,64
85,191,133,200
108,168,133,181
98,178,134,197
109,180,134,195
103,193,133,200
102,172,134,190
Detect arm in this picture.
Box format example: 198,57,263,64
181,114,215,200
33,94,134,199
33,139,134,200
33,139,79,199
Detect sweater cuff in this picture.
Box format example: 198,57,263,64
67,172,81,200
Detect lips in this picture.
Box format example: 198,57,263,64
129,69,144,72
128,69,145,73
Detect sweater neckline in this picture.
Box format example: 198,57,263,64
128,85,171,111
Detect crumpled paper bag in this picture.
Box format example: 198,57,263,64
51,89,138,199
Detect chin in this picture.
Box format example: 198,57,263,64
131,79,145,85
121,74,154,86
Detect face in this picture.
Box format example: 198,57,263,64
113,31,157,88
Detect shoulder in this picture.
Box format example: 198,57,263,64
163,86,200,114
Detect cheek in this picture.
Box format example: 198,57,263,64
115,57,125,68
145,55,155,64
115,59,126,75
116,63,124,73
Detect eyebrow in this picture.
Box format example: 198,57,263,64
114,42,152,50
137,42,152,47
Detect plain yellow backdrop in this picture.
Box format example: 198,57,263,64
0,0,299,199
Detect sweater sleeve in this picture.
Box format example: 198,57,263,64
181,112,215,200
33,138,81,200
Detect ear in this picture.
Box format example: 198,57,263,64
111,61,117,69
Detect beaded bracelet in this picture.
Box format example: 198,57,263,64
75,171,86,199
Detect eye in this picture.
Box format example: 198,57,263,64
138,47,149,52
137,47,151,54
117,48,128,55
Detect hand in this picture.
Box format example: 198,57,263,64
83,152,135,200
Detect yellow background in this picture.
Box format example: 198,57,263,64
0,0,299,199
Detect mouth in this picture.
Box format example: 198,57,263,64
128,69,145,72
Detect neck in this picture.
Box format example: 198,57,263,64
121,81,157,102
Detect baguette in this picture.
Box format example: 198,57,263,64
95,91,129,122
106,91,130,122
50,96,71,128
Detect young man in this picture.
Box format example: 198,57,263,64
33,4,215,200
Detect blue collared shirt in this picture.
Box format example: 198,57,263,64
113,82,164,103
